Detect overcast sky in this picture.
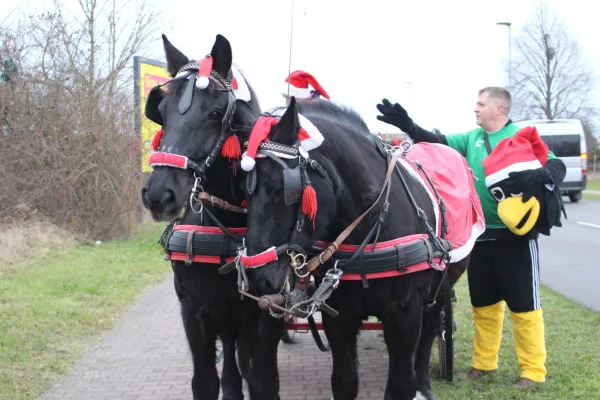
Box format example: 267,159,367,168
3,0,599,135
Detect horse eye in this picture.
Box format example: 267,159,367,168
209,111,224,120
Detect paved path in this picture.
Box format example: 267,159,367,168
38,275,388,400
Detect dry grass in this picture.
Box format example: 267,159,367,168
0,218,76,274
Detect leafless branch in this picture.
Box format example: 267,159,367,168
0,0,166,239
511,3,597,135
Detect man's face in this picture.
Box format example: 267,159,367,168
474,92,501,127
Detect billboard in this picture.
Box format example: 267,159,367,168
133,56,170,173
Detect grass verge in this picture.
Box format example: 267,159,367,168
430,279,600,399
585,180,600,191
0,220,169,400
583,193,600,201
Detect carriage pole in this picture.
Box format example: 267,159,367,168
286,0,295,98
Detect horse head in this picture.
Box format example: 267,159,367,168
141,34,259,221
243,98,337,295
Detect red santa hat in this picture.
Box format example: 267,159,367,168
482,126,549,188
193,56,213,90
282,70,330,100
240,113,324,171
174,57,251,102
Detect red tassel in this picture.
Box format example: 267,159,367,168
302,184,318,230
151,128,163,151
221,134,241,161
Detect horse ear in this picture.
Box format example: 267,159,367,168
210,34,233,78
162,34,190,77
272,97,300,145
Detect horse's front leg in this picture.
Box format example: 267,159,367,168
381,291,424,400
172,270,220,400
322,308,362,400
220,333,244,400
179,301,220,400
246,311,283,400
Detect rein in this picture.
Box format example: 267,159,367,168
195,192,247,214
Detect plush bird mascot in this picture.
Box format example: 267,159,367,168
482,126,565,236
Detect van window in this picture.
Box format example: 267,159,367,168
540,135,580,157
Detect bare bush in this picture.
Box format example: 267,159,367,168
0,0,160,240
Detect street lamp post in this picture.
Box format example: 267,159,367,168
496,22,512,89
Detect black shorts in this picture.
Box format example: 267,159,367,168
467,236,541,313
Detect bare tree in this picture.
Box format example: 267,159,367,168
582,119,598,153
511,4,597,150
0,0,165,239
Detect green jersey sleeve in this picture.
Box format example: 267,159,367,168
444,132,470,157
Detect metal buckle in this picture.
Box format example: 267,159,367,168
324,261,343,290
189,175,204,214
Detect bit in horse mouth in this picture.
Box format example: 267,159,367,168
257,293,286,311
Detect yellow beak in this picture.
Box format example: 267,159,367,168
497,196,540,236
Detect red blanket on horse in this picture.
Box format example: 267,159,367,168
399,142,485,263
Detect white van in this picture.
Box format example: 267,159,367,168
514,119,588,202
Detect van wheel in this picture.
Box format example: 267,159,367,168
569,191,582,203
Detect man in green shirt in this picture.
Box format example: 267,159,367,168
376,87,566,388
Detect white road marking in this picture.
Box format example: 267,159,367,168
576,221,600,229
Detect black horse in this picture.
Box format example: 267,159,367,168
141,34,283,400
240,98,476,400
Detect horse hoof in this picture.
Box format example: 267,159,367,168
415,389,435,400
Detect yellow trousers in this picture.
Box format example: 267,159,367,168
472,301,547,382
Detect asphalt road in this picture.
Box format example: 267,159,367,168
538,198,600,312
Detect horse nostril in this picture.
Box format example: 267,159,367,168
161,189,174,206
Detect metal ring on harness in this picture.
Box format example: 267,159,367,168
288,250,309,278
189,183,205,214
333,259,340,271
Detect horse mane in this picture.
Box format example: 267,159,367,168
265,99,374,151
293,100,381,166
296,100,371,137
